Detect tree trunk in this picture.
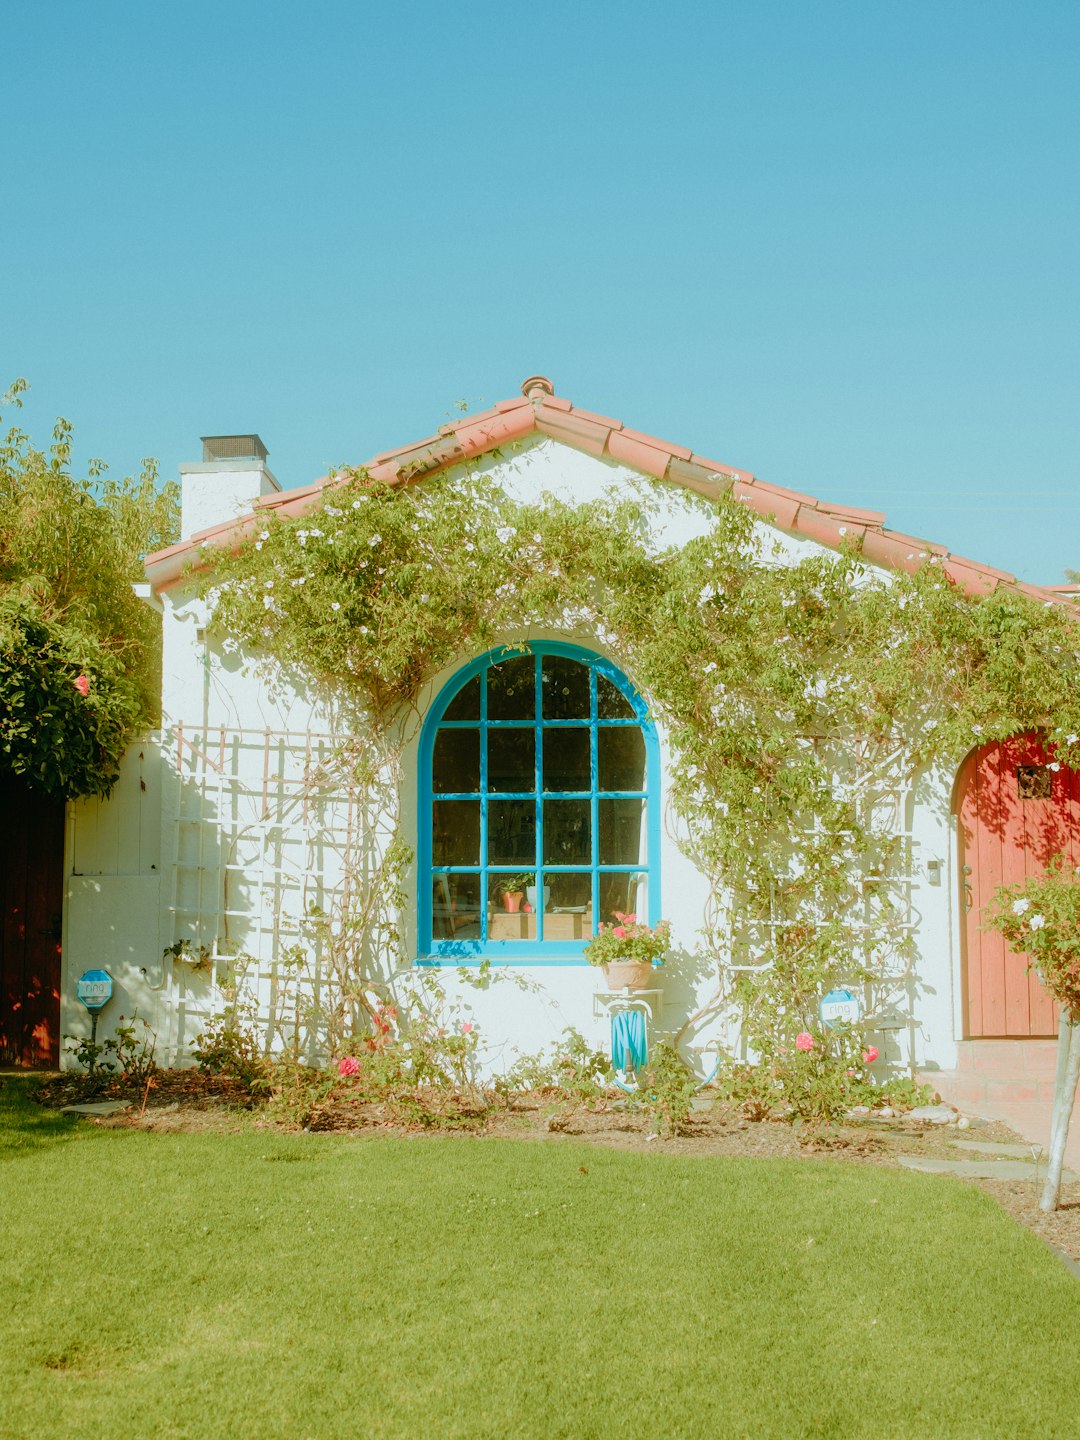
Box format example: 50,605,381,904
1041,1011,1080,1213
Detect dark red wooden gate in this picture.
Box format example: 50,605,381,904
957,735,1079,1038
0,776,64,1066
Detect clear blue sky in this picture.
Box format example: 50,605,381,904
3,1,1077,583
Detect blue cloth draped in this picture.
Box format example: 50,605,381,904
611,1009,648,1072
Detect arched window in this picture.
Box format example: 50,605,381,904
418,643,660,961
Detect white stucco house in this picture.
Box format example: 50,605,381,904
52,376,1079,1090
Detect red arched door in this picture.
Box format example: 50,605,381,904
957,735,1080,1038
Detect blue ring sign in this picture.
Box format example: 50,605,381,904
76,969,113,1012
820,987,861,1027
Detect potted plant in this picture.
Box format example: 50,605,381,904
498,875,530,913
584,913,670,991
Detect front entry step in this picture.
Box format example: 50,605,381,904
932,1040,1074,1107
919,1039,1080,1174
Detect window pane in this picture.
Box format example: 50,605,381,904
487,874,537,942
545,871,593,939
432,729,479,793
432,801,480,865
543,727,590,792
599,872,647,927
599,799,646,864
598,727,645,791
543,800,591,865
488,655,534,720
432,873,481,939
488,799,536,866
443,675,480,721
597,674,635,719
542,655,590,719
488,728,534,793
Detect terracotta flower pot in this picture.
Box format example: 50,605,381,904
503,892,523,913
602,960,655,992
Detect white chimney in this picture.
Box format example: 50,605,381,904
179,434,280,541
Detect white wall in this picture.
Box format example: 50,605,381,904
62,741,164,1058
63,437,965,1073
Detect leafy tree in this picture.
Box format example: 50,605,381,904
0,380,179,797
985,862,1080,1211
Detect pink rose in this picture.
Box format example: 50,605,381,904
795,1032,815,1052
862,1047,879,1064
612,926,627,939
73,674,90,697
338,1055,360,1076
461,1021,474,1034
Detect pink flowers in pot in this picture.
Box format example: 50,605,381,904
582,913,671,968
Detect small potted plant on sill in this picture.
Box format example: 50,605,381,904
584,913,670,991
524,874,551,913
498,875,530,913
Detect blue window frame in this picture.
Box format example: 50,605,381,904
417,643,661,963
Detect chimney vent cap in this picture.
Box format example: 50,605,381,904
201,434,268,463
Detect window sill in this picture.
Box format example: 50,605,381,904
416,952,594,967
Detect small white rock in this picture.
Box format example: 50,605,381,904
908,1103,957,1125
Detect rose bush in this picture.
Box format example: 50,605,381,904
984,857,1080,1014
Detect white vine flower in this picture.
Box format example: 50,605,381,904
331,602,341,611
1029,914,1046,931
369,534,381,546
1012,898,1031,915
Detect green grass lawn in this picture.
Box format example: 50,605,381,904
4,1080,1080,1440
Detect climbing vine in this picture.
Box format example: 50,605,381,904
203,463,1080,1068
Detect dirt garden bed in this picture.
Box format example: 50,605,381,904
27,1069,1080,1269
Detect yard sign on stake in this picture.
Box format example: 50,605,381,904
76,969,113,1049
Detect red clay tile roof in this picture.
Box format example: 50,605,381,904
144,376,1069,609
